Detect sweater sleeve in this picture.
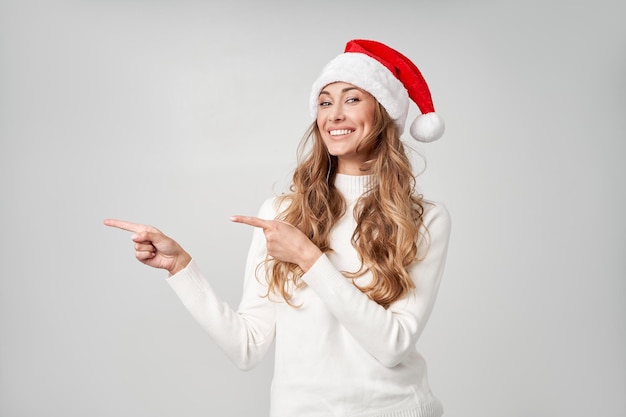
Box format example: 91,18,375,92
166,199,277,370
301,202,451,368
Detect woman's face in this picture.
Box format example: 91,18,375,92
316,82,377,175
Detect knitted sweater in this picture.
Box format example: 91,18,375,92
167,174,451,417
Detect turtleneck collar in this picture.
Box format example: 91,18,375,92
333,174,375,201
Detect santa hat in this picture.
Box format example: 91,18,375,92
310,39,444,143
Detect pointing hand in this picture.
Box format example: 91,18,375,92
230,216,322,272
104,219,191,275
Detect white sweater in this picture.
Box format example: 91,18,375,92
167,174,451,417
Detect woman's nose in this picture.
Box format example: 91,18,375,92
328,104,345,121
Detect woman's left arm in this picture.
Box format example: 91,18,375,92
232,203,451,368
301,203,451,368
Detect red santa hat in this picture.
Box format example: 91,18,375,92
310,39,444,143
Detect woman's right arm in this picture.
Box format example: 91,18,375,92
104,201,277,370
166,219,276,370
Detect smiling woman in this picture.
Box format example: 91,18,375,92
105,39,450,417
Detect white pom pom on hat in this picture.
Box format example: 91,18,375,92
310,39,444,143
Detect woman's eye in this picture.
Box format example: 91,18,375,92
319,101,331,107
346,97,360,103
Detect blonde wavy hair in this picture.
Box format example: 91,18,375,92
263,103,425,309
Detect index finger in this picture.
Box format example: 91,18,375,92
230,215,272,229
103,218,149,233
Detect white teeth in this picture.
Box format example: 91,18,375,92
330,129,353,136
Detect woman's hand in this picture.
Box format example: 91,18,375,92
230,216,322,272
104,219,192,276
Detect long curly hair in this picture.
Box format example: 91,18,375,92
263,103,425,309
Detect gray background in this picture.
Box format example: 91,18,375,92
1,0,624,416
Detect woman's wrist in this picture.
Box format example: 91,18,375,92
168,252,192,276
299,247,323,273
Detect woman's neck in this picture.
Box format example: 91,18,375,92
336,156,374,176
333,173,374,200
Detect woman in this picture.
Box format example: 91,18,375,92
105,39,451,417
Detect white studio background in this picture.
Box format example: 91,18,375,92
1,1,624,416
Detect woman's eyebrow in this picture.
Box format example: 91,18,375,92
319,87,359,97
